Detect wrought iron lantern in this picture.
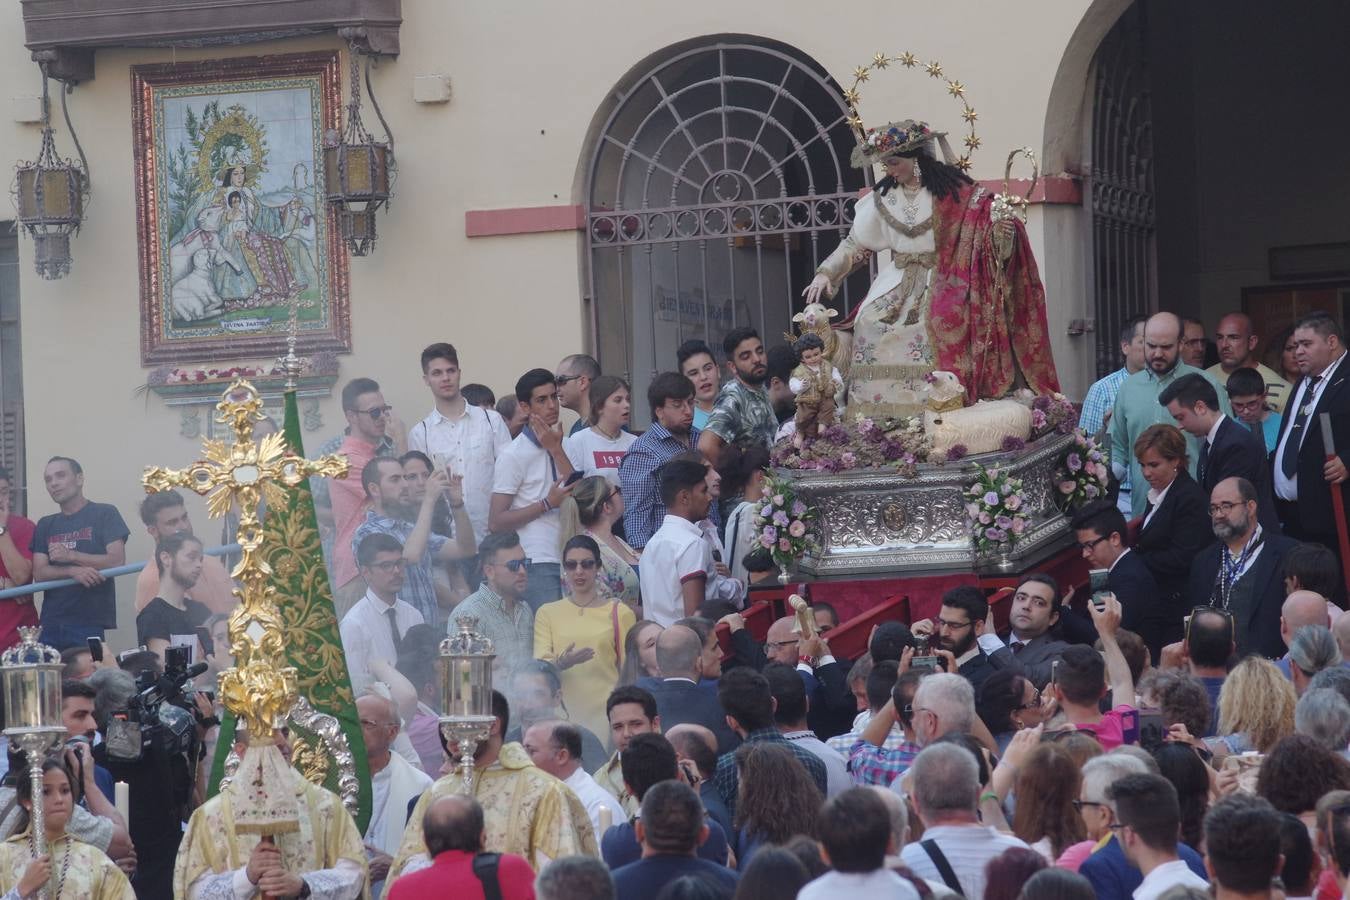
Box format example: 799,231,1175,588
323,42,395,256
439,618,496,792
1,628,68,866
12,60,89,280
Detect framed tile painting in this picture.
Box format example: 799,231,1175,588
133,51,352,365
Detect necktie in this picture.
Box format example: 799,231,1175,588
1197,440,1210,487
1280,375,1323,479
387,607,403,654
1011,641,1025,655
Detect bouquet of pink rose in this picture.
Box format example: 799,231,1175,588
1054,428,1111,512
753,472,818,571
963,464,1030,552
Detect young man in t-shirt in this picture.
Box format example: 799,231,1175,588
489,368,576,612
1049,592,1137,749
638,459,714,626
136,533,211,666
31,457,129,650
135,489,237,616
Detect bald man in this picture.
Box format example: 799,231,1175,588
386,795,536,899
764,615,855,740
1208,312,1291,413
1277,590,1333,681
647,625,740,753
664,724,733,839
1111,312,1232,517
359,693,432,895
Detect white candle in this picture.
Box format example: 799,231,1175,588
114,781,129,822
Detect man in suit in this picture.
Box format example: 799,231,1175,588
980,573,1072,688
1071,500,1166,656
1186,477,1297,659
1160,372,1279,531
1273,312,1350,571
762,615,855,740
911,587,998,690
646,624,740,754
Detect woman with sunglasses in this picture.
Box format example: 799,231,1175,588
558,476,640,608
977,669,1047,754
0,757,134,899
534,535,637,739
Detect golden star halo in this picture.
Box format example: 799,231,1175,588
843,51,980,170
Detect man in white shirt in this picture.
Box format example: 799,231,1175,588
1108,773,1208,900
800,788,919,899
638,459,713,626
409,342,512,544
899,743,1029,899
490,368,576,612
340,533,425,695
359,693,432,898
522,720,618,837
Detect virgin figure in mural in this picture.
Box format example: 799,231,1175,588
804,119,1060,419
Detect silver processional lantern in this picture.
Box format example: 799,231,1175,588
12,59,90,280
439,618,496,793
323,40,395,257
1,628,68,868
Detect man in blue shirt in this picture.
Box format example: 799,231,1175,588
610,781,738,899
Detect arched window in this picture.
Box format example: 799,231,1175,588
584,38,868,422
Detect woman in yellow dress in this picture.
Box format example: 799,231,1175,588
0,758,134,900
534,535,637,739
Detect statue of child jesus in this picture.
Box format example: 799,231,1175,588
790,333,844,442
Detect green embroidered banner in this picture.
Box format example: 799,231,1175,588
208,388,371,832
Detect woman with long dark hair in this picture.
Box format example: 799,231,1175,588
804,119,1059,419
618,619,663,687
1152,743,1211,851
733,743,821,865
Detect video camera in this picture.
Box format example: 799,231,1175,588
105,645,208,764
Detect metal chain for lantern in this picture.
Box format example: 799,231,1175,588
323,41,395,256
12,61,90,279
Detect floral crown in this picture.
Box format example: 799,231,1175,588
850,119,943,168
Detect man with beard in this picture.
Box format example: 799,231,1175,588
1185,476,1297,658
620,373,715,550
1110,313,1230,518
351,456,476,628
699,327,778,466
135,489,237,615
386,690,596,883
911,586,997,690
135,532,211,666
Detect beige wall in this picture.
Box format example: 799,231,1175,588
0,0,1110,643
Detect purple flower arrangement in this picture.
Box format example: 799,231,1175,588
769,416,934,478
962,463,1030,552
1029,392,1080,439
1054,428,1111,512
753,472,818,570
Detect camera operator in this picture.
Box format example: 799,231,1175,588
90,657,215,899
60,678,134,871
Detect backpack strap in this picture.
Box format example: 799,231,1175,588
920,839,963,895
472,851,503,900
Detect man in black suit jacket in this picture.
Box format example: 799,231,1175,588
912,586,997,691
1272,313,1350,569
647,624,740,754
1186,476,1297,659
1071,500,1168,656
1160,372,1279,531
983,573,1072,688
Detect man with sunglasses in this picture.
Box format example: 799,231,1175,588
446,531,536,691
555,354,601,436
340,533,425,696
329,377,406,610
1184,476,1297,658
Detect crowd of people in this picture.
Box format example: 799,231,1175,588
0,301,1342,899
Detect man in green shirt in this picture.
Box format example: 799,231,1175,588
1110,312,1231,518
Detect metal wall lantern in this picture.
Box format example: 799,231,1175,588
12,57,90,279
323,39,395,256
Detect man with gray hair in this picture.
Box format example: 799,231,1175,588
1295,688,1350,753
1288,625,1343,696
536,856,615,900
907,673,975,747
1075,754,1207,900
898,743,1027,899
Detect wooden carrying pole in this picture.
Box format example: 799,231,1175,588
1319,413,1350,599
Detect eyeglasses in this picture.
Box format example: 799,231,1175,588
365,559,406,573
604,486,622,503
1207,500,1247,516
765,639,798,651
1072,799,1109,812
350,404,393,420
496,557,532,573
936,617,973,632
1077,535,1108,552
1230,398,1266,415
562,559,598,571
554,373,584,387
1017,689,1043,710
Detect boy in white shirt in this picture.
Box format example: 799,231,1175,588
639,459,714,626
